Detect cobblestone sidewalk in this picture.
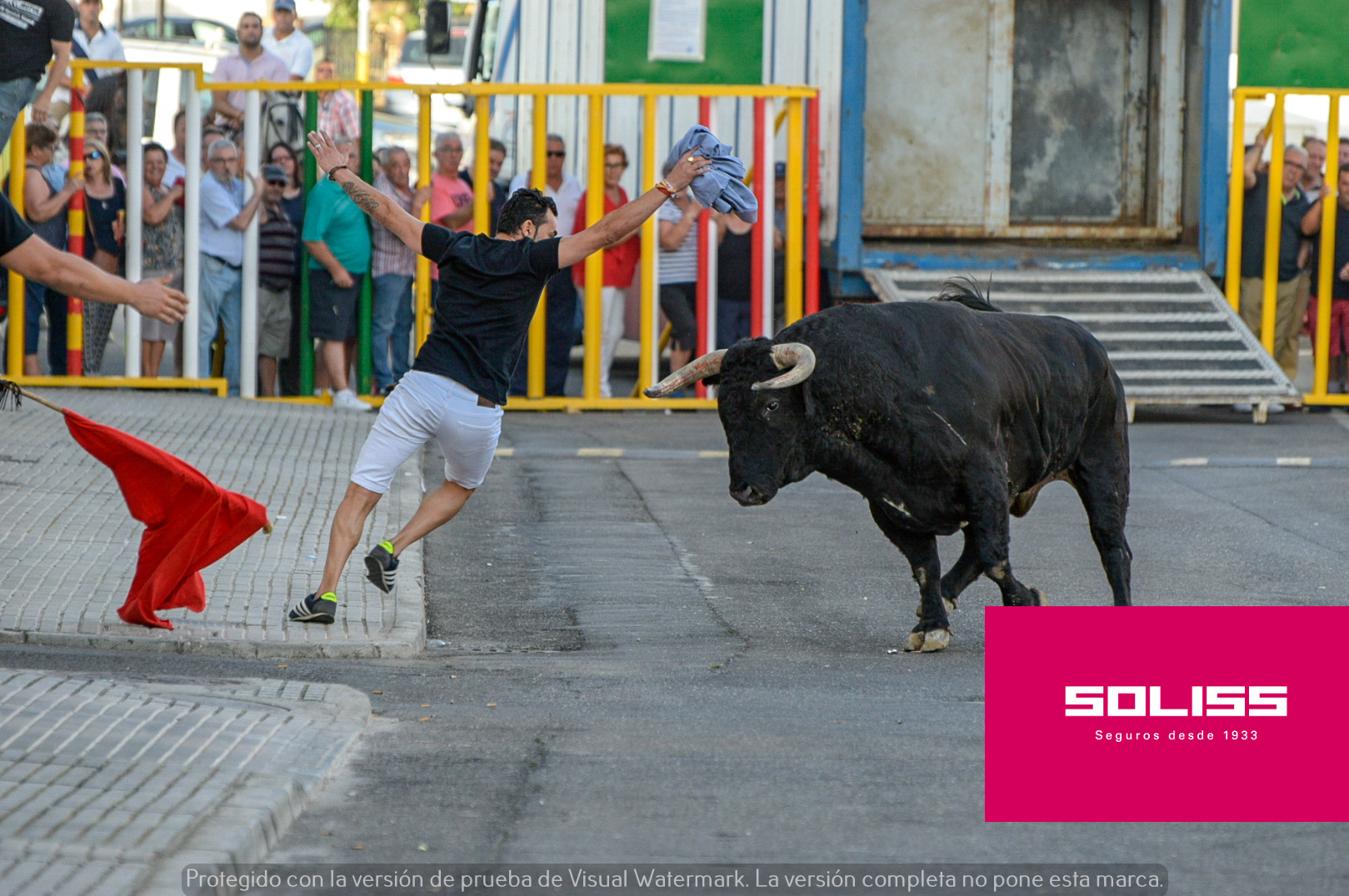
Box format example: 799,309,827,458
0,667,369,895
0,392,424,657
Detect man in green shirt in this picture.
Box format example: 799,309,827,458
302,135,373,411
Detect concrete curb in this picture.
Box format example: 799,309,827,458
0,394,427,660
0,671,370,896
141,679,370,894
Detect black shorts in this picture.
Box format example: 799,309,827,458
660,282,698,352
310,267,362,341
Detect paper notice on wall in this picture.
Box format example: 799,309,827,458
648,0,706,63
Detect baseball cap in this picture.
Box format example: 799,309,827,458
262,163,287,182
274,0,296,11
774,161,786,178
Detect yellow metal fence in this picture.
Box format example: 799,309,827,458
3,60,818,410
1226,86,1346,405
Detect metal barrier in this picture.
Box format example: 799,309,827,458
4,63,819,410
1226,87,1345,406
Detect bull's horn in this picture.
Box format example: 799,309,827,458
752,343,817,391
644,350,727,398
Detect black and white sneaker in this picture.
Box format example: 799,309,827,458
365,542,399,593
288,592,337,624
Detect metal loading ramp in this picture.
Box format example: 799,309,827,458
862,269,1300,421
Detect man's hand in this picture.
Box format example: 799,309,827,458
412,185,433,212
1339,262,1349,282
665,153,713,191
63,176,85,195
331,267,355,288
129,275,188,324
307,130,347,175
31,96,51,123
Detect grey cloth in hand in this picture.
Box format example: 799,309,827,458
665,125,759,223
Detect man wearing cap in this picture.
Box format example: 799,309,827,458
257,163,298,395
262,0,314,82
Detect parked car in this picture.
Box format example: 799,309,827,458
120,16,237,48
384,28,469,123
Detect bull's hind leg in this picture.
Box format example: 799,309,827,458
939,531,982,610
868,501,951,653
964,478,1045,607
1070,461,1132,606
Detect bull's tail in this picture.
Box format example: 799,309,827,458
934,277,1002,313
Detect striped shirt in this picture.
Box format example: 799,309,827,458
258,201,297,288
371,174,417,278
318,90,360,143
657,199,699,285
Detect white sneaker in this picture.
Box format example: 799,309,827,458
332,388,373,412
1232,402,1253,413
1267,402,1285,414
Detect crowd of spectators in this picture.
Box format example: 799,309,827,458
2,5,796,401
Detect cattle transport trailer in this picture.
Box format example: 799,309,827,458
457,0,1301,417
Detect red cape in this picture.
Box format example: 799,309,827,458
64,410,269,629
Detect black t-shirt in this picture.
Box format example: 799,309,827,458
1,193,35,256
1312,204,1349,300
1241,171,1311,282
412,225,561,405
0,0,76,82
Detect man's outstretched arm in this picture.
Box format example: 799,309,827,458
557,153,712,270
307,130,425,252
2,233,187,324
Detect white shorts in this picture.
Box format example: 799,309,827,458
351,371,504,494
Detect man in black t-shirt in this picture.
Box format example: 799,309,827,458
0,0,74,150
0,191,185,325
288,129,712,624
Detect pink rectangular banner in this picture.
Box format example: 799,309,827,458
984,606,1349,822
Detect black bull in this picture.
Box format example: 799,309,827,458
645,282,1131,653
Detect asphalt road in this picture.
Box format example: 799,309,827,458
4,407,1348,893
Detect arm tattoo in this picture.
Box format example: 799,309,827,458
340,177,384,215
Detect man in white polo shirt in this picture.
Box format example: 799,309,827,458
261,0,313,82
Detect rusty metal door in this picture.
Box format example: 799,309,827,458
862,0,995,228
1009,0,1152,225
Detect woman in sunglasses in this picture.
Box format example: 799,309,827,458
81,138,126,374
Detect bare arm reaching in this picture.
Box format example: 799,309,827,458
307,130,425,251
1,234,187,324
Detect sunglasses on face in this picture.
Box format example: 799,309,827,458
266,179,287,186
547,150,566,158
84,150,103,160
605,162,626,169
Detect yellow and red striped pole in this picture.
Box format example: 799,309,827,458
65,70,87,376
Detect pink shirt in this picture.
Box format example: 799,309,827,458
430,171,474,233
212,50,291,124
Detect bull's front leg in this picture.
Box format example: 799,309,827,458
868,500,951,653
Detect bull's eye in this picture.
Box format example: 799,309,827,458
763,399,780,416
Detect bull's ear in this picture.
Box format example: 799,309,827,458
703,373,723,387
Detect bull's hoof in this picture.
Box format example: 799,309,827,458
943,594,958,612
904,629,951,653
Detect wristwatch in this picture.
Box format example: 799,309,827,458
327,165,350,181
